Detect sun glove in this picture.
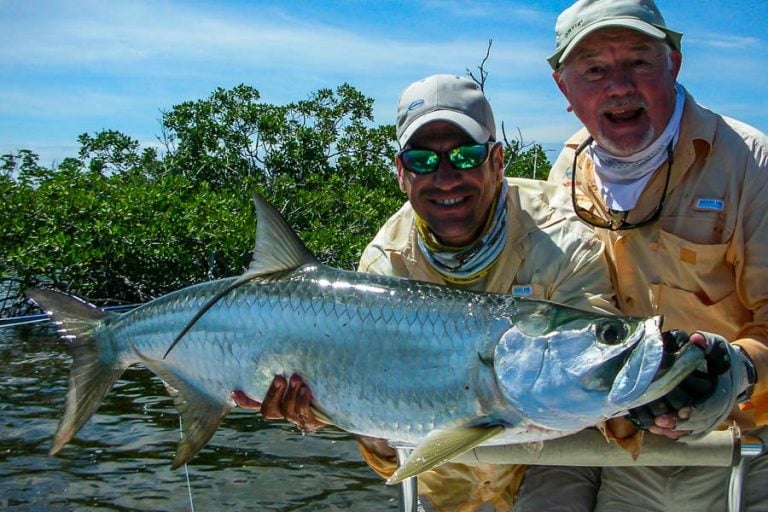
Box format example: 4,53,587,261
628,331,754,436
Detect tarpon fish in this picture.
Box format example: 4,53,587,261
27,194,704,484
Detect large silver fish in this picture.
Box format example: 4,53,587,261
27,194,704,484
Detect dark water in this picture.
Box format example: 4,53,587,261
0,325,399,511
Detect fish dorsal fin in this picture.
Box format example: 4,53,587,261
162,272,264,359
162,193,317,359
387,424,505,485
248,193,317,275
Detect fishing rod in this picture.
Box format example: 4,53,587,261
0,304,139,329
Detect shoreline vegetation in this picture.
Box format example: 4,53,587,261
1,83,552,313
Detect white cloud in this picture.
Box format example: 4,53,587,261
1,0,765,164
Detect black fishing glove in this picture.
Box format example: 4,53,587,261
628,331,755,436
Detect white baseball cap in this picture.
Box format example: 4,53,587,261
396,74,496,148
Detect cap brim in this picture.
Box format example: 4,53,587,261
548,19,668,70
398,110,491,147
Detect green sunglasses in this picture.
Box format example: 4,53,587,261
398,142,493,174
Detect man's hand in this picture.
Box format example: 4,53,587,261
232,374,329,433
233,375,397,466
628,331,754,439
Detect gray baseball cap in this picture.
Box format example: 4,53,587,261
548,0,683,70
396,74,496,148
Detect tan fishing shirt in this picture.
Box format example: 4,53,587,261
548,91,768,428
357,177,618,511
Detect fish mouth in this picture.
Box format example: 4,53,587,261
608,318,705,408
620,341,706,409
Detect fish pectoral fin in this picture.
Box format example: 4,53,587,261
387,424,506,485
133,347,232,469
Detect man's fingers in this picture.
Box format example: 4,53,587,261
653,413,677,429
647,410,694,440
282,374,326,432
648,424,691,440
278,374,304,419
295,385,327,432
231,390,262,409
253,374,328,432
261,375,288,419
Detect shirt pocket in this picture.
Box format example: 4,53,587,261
649,284,750,338
650,229,749,336
654,229,734,302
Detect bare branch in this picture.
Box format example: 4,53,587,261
467,39,493,91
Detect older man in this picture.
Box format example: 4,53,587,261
538,0,768,510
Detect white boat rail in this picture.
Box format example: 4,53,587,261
397,427,766,512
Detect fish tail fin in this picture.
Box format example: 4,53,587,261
25,288,127,455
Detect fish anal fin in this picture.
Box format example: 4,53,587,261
170,391,231,470
133,346,232,469
387,424,505,485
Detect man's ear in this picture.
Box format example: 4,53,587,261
553,69,568,97
553,70,574,112
669,50,683,80
491,142,505,179
395,155,407,193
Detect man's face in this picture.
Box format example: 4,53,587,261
554,28,682,157
397,121,503,247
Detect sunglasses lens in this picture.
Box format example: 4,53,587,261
575,207,612,229
401,149,439,174
449,144,489,169
400,143,490,174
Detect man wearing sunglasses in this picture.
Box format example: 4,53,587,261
250,74,619,511
528,0,768,510
357,73,624,511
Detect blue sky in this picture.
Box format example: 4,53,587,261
2,0,766,168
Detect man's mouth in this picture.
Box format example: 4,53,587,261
434,197,466,206
604,108,644,123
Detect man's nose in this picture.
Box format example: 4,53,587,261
606,65,637,96
431,157,462,186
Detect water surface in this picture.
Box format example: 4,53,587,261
1,325,399,511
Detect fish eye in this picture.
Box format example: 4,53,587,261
596,319,628,345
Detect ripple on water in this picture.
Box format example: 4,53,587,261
0,325,398,511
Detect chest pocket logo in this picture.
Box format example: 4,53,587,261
694,198,725,212
512,285,534,296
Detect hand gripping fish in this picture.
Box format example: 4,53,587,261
27,194,704,484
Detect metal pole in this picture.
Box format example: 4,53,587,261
396,448,417,512
728,434,765,512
